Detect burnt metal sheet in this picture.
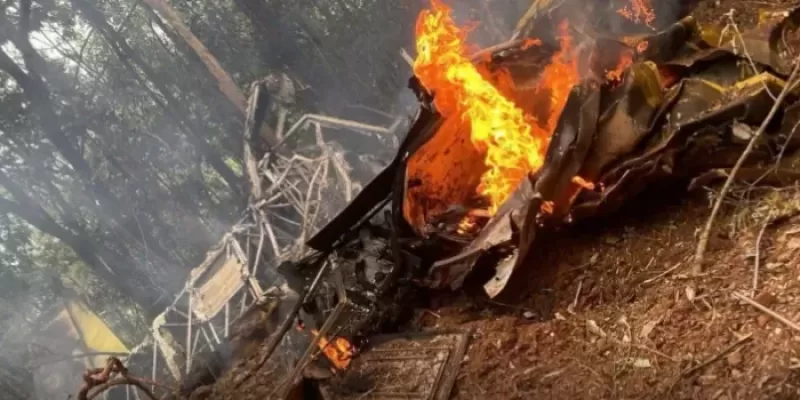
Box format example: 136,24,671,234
307,106,437,252
504,81,602,297
717,7,800,76
571,70,799,222
424,177,535,290
477,8,800,298
422,75,602,294
313,4,800,299
318,330,470,400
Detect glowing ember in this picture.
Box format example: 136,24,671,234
617,0,656,28
541,201,555,214
457,218,477,235
521,38,542,50
605,50,633,82
296,323,355,370
413,0,578,214
571,176,595,190
309,329,354,370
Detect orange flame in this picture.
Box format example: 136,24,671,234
413,0,578,214
571,176,595,190
521,38,542,50
304,328,354,370
605,50,633,82
617,0,656,28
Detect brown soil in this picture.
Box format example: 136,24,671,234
425,185,800,400
196,1,800,399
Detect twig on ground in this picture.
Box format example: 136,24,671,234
693,57,800,275
665,333,753,394
567,280,582,315
748,117,800,188
642,262,682,285
734,292,800,333
681,333,753,378
753,220,770,294
625,342,676,362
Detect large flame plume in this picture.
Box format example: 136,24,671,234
413,0,579,214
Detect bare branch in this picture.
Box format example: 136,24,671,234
693,58,800,274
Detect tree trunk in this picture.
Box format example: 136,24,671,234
69,0,245,195
0,47,187,273
139,3,244,156
141,0,245,114
5,37,215,263
140,0,278,147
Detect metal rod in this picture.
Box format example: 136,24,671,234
272,113,393,154
250,215,266,280
160,322,196,328
200,327,216,352
263,215,281,264
191,325,201,360
239,291,248,316
275,299,349,398
224,303,230,338
186,293,193,374
169,307,190,319
207,321,222,345
280,260,350,396
399,48,414,67
302,259,332,304
151,338,157,393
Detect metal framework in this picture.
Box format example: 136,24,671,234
116,111,403,398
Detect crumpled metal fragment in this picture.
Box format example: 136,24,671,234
426,6,800,298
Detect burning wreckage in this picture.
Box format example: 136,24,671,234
225,2,800,399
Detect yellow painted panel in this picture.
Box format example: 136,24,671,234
66,300,129,355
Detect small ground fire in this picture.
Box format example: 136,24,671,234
310,329,354,371
296,323,354,370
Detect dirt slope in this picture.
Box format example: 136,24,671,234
426,185,800,399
